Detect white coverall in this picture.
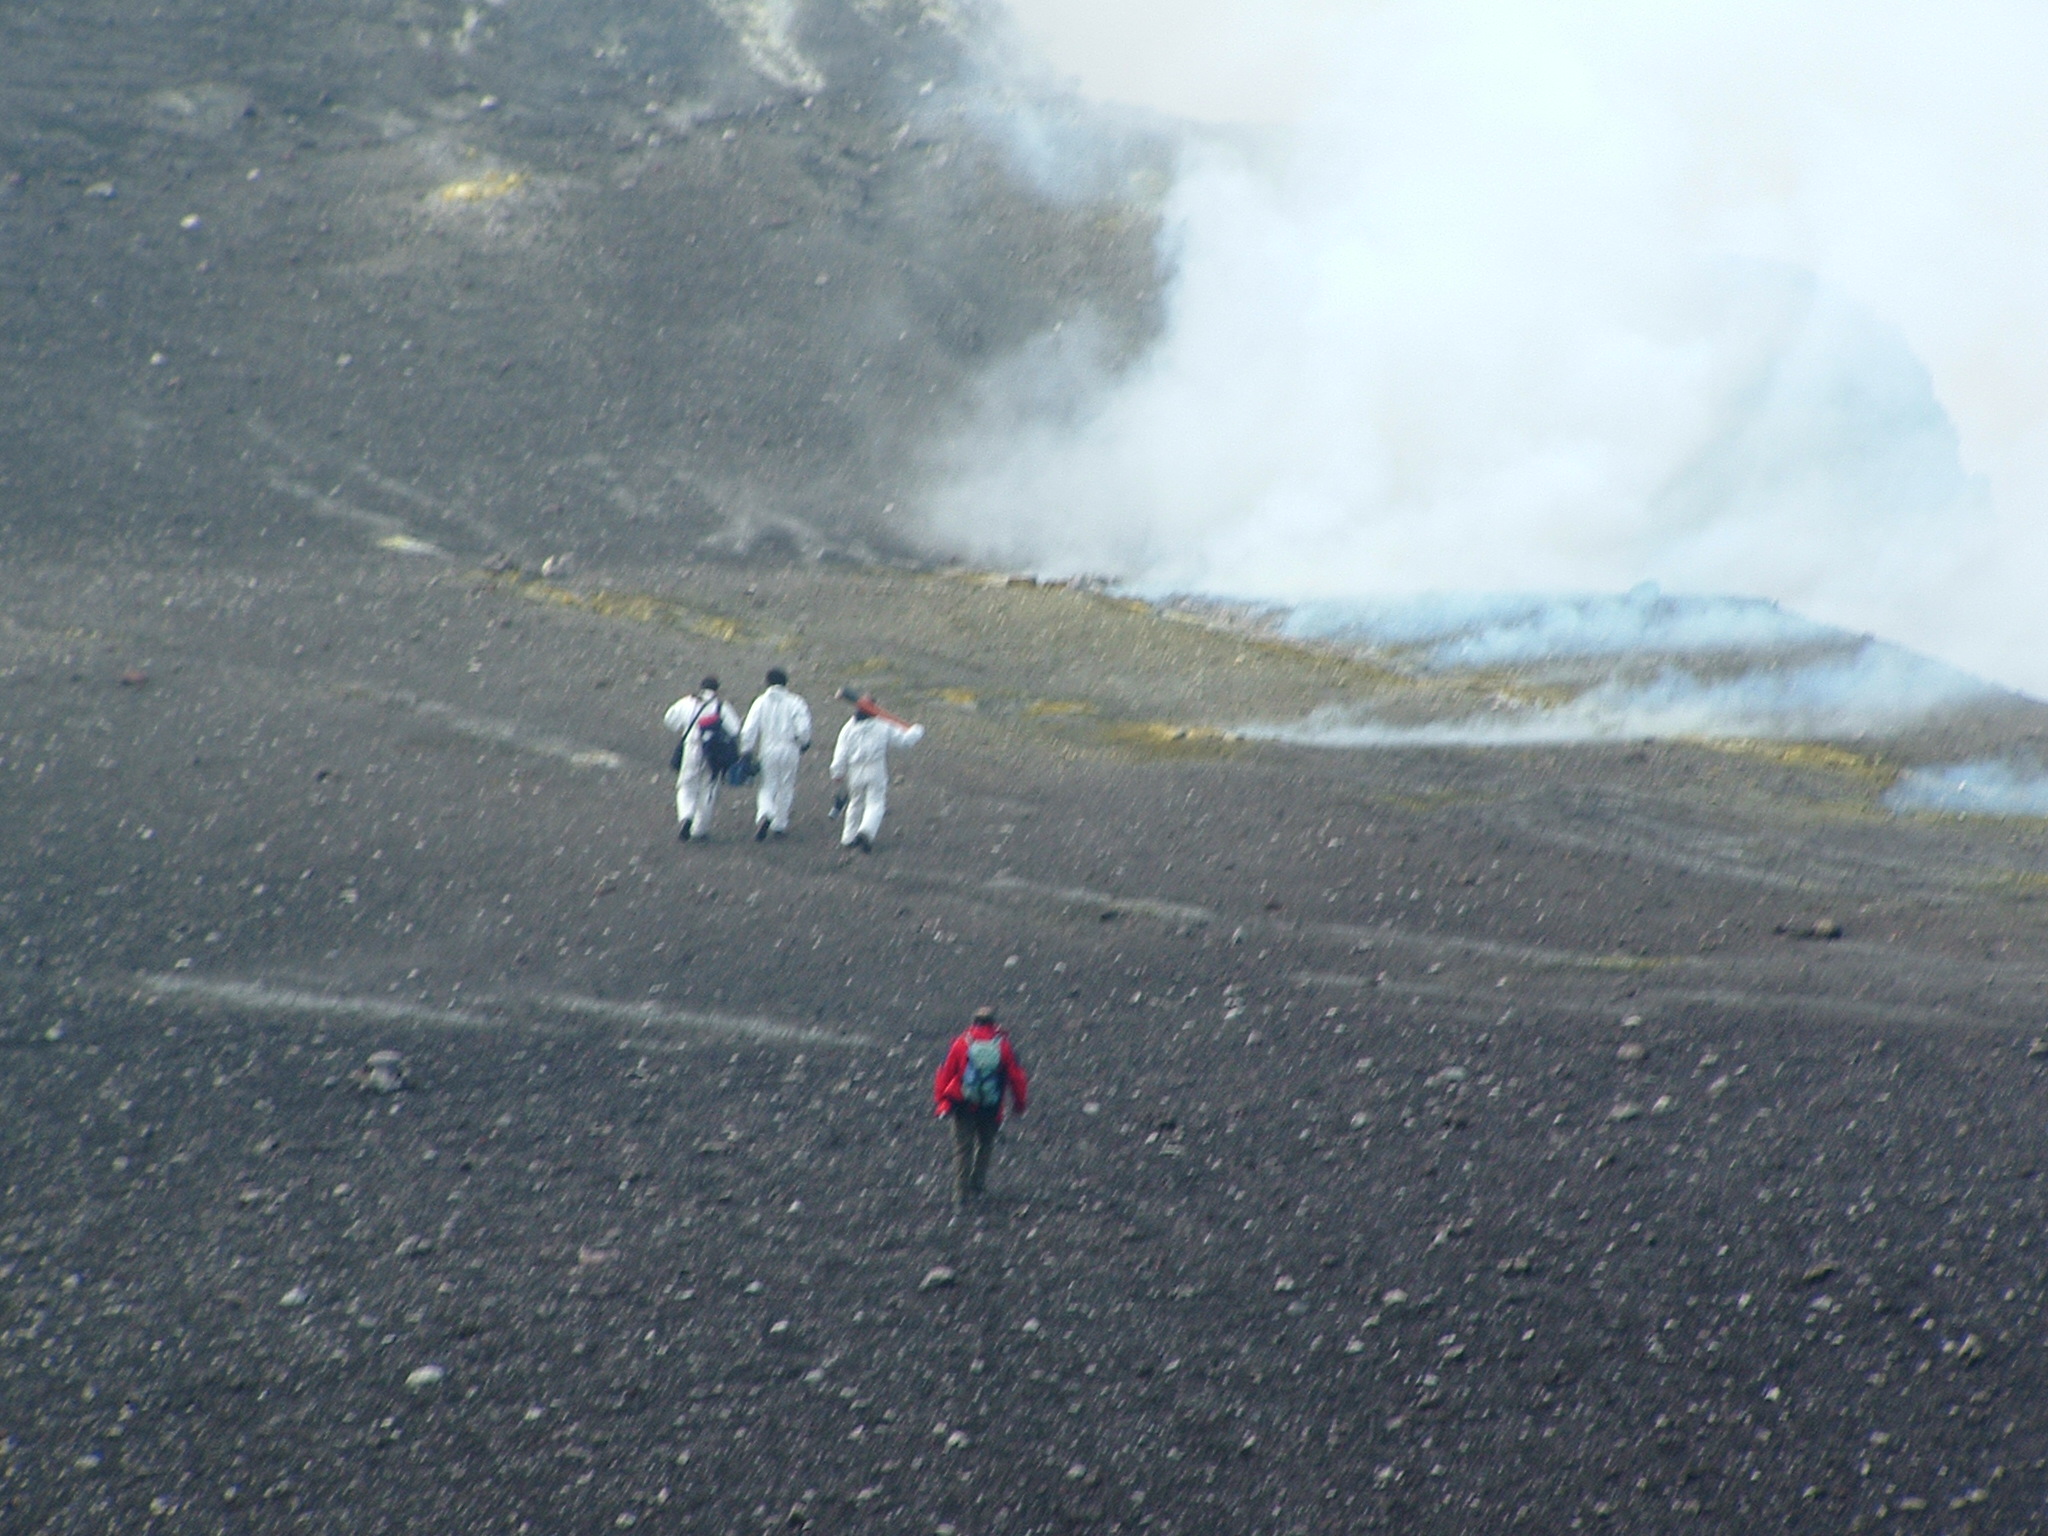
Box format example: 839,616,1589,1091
830,714,925,847
739,684,812,833
663,691,737,839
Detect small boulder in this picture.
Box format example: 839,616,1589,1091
1778,917,1843,941
354,1050,406,1094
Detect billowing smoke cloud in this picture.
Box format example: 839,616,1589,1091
932,2,2048,701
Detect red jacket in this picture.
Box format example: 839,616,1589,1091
933,1024,1028,1120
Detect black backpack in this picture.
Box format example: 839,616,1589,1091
670,699,739,775
700,720,740,775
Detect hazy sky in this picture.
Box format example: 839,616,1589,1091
1000,0,1360,123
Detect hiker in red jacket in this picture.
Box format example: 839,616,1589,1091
933,1005,1029,1205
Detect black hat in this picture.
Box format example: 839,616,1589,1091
766,667,788,686
700,675,719,691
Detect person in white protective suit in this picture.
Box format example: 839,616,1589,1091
829,695,924,852
739,667,812,840
662,675,739,841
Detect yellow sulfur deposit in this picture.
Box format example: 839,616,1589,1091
434,169,526,203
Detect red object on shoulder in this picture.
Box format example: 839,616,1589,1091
933,1023,1028,1120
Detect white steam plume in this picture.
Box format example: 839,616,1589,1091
1249,644,1986,751
1886,761,2048,819
937,2,2048,700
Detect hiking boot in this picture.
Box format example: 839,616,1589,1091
755,818,771,842
855,833,874,853
677,819,692,842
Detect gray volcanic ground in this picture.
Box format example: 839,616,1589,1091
7,5,2048,1535
0,0,1160,570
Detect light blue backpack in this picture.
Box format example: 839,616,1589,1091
960,1036,1006,1109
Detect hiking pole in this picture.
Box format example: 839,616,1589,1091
836,686,916,730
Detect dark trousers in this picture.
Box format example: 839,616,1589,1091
949,1104,1001,1202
